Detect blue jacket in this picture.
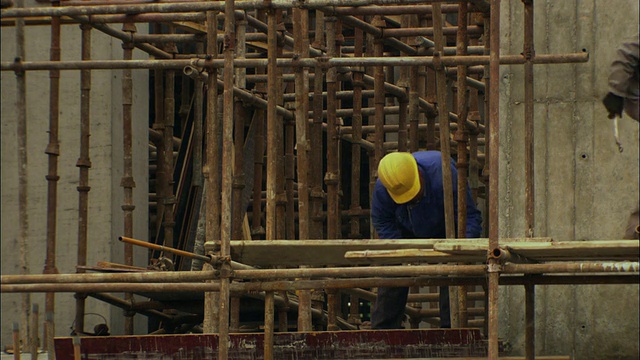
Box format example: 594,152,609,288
371,151,483,239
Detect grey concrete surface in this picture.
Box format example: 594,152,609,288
497,1,639,359
1,6,148,349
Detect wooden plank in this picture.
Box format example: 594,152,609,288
222,239,442,266
173,21,207,33
219,238,636,267
218,238,553,267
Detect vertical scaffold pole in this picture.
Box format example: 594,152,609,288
44,0,61,348
74,21,92,336
488,0,502,358
15,0,31,347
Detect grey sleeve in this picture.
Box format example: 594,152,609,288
608,33,640,98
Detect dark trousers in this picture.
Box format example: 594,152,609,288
371,286,451,329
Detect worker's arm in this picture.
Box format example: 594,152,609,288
608,34,639,99
604,33,639,119
371,180,403,239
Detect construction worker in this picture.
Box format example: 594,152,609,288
370,150,483,329
602,33,639,122
602,33,639,239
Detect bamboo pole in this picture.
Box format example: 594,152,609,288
14,0,31,348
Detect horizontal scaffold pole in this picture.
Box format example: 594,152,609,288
1,53,589,71
2,1,463,18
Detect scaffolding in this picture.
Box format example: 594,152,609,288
1,1,638,359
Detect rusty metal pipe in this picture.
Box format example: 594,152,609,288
349,23,364,239
4,271,638,294
218,2,236,357
331,4,462,15
1,52,590,72
309,9,325,256
1,12,208,26
488,1,502,358
74,21,92,337
383,26,484,37
326,16,340,240
192,43,204,189
432,3,456,240
293,5,313,331
119,236,212,264
120,22,136,335
1,0,451,18
231,18,246,241
373,16,385,168
73,16,171,59
265,8,278,241
43,0,61,343
264,291,274,360
523,0,535,238
455,1,470,328
203,9,220,334
161,63,176,255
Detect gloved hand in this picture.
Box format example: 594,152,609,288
602,92,624,119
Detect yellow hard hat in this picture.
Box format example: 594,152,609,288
378,152,420,204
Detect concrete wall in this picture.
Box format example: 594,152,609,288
497,1,639,359
1,4,148,345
